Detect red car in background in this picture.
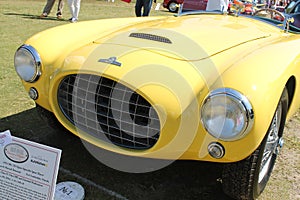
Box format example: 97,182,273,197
163,0,208,12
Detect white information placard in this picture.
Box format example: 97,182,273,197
0,130,62,200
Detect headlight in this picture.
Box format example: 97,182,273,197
14,45,41,82
201,88,254,141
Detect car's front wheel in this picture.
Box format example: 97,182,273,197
221,87,288,200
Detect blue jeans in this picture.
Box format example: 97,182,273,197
135,0,152,17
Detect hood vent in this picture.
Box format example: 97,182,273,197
129,33,172,44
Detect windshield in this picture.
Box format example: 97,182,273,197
179,0,300,33
286,1,296,13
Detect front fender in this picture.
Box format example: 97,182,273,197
210,36,300,161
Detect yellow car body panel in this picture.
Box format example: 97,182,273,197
19,14,300,163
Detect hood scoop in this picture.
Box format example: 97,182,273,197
129,33,172,44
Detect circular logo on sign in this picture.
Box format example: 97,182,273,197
4,143,29,163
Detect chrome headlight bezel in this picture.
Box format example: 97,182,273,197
200,88,254,141
14,45,41,83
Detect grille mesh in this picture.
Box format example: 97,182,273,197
57,74,160,149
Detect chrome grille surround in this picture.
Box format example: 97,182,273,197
57,74,160,149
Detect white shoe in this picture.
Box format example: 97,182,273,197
70,17,78,23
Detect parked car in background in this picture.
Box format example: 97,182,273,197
15,2,300,200
163,0,208,12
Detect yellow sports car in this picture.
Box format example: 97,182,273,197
14,6,300,200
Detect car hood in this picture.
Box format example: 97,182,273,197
93,14,276,60
71,15,281,117
44,14,283,124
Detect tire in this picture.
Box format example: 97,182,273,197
222,87,289,200
36,104,66,131
168,2,178,13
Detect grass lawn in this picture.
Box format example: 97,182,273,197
0,0,171,119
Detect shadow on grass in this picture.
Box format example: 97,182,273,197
4,12,68,21
0,108,233,200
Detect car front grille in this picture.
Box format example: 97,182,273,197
57,74,160,149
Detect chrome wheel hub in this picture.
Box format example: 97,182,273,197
169,3,178,12
258,104,282,183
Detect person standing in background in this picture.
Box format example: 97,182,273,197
68,0,81,22
135,0,153,17
40,0,64,19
